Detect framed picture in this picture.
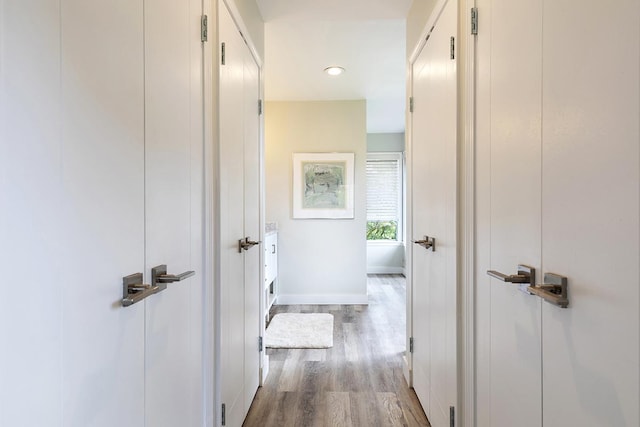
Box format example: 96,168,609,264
292,152,355,219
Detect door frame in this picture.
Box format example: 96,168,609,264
458,1,476,426
203,0,216,425
405,0,477,425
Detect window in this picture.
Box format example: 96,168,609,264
366,152,403,241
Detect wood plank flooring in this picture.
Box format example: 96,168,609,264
242,274,430,427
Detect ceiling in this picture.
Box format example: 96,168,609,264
256,0,412,134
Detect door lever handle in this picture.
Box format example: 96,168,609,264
122,273,160,307
527,273,569,308
487,264,536,286
412,236,436,251
238,237,261,253
151,264,195,291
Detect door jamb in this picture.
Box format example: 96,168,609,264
203,0,218,425
458,1,477,426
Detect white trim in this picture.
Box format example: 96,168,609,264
404,34,415,389
367,240,405,247
276,294,369,305
258,31,268,387
459,1,477,426
208,1,223,426
367,266,404,275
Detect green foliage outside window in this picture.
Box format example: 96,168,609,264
366,220,398,240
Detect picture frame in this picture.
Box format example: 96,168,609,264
292,152,355,219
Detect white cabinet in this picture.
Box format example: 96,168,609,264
264,232,278,318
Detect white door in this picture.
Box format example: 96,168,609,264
242,36,262,413
143,0,204,425
0,2,206,426
540,1,638,425
218,2,262,425
410,1,458,425
475,1,639,426
475,0,543,425
1,1,146,426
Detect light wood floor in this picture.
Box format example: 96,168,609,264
242,274,430,427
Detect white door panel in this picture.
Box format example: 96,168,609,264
410,1,457,425
60,1,145,425
541,1,639,425
144,0,204,425
476,0,544,425
411,22,436,419
219,2,262,425
219,3,246,422
243,41,261,412
475,0,640,426
1,1,206,426
0,2,66,425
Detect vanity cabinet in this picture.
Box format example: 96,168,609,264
264,232,278,318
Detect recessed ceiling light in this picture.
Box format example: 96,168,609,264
324,66,345,76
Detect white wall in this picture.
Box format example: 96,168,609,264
367,132,405,152
265,100,368,304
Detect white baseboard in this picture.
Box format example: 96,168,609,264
276,293,369,305
366,266,405,275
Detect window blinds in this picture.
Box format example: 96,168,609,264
366,158,400,222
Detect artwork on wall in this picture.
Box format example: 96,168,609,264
292,152,355,219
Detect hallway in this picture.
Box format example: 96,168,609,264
243,275,429,426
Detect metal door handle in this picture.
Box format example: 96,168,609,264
487,264,536,286
122,273,160,307
527,273,569,308
151,264,195,291
412,235,436,251
238,237,261,253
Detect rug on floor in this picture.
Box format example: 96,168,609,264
264,313,334,349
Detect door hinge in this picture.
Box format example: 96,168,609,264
258,99,263,115
201,15,208,42
450,36,455,60
221,42,226,65
221,403,226,426
259,336,263,352
409,337,414,353
409,97,414,113
450,406,455,427
471,8,478,35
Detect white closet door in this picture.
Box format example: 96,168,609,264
219,2,261,425
1,1,66,425
143,0,204,425
242,38,262,412
476,1,639,426
541,1,639,425
410,1,457,424
59,1,146,426
475,0,543,425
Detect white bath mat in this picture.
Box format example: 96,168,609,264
265,313,334,349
